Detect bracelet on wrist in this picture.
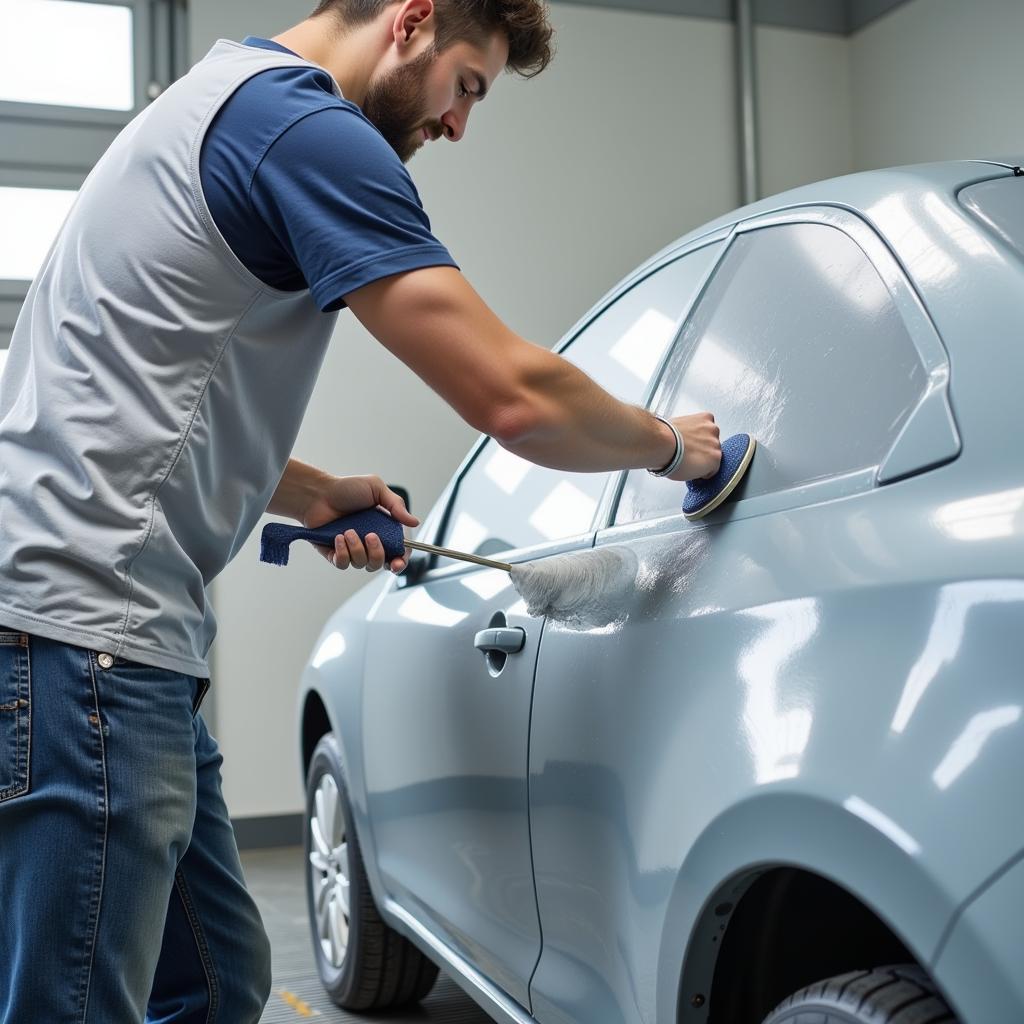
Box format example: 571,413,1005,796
647,415,684,477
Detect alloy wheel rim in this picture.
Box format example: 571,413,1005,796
308,772,350,967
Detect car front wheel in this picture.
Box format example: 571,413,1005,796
304,733,438,1010
760,965,958,1023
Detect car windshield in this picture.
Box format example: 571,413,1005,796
959,174,1024,259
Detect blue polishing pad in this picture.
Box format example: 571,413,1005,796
260,508,406,566
682,433,756,521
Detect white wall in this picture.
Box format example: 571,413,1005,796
756,24,852,196
188,1,857,819
850,0,1024,170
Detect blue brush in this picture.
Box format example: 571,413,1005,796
682,433,757,520
259,507,513,571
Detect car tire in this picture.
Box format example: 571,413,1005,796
760,964,959,1023
304,733,439,1010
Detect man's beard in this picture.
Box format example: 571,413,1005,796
362,49,438,164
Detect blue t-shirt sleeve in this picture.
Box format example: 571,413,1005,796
250,105,458,312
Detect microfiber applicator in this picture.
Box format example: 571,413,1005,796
682,432,756,520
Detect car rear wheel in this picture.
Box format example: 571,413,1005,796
760,964,959,1023
304,733,439,1010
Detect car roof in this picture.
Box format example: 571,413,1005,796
554,156,1022,362
635,156,1023,279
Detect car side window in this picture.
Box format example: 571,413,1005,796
438,243,723,557
616,222,929,524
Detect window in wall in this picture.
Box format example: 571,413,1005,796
0,0,186,347
616,221,929,524
0,186,78,281
439,242,723,557
0,1,135,110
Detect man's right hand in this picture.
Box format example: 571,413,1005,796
666,412,722,482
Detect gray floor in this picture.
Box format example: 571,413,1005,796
241,846,497,1024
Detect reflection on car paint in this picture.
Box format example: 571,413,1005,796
527,480,599,542
738,599,819,784
933,487,1024,541
844,796,921,856
461,568,513,601
608,307,678,382
891,581,1024,734
483,446,532,496
933,706,1022,791
396,586,470,628
311,631,346,669
447,510,489,554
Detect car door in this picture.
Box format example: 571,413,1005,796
359,241,725,1010
526,210,959,1024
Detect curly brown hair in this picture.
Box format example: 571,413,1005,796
309,0,554,78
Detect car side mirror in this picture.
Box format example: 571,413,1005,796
388,484,411,512
400,550,430,586
386,484,425,584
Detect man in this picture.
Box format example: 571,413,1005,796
0,0,721,1020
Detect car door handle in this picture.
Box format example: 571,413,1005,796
473,627,526,655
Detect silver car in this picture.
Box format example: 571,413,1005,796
295,158,1024,1024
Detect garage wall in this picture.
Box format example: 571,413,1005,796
187,1,855,821
850,0,1024,170
755,24,852,196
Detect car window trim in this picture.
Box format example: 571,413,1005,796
735,205,954,384
604,467,883,544
599,204,960,533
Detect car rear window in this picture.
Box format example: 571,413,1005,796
959,174,1024,260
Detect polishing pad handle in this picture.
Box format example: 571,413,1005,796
260,507,405,566
259,508,513,571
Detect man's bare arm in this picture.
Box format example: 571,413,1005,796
267,458,329,522
344,266,721,480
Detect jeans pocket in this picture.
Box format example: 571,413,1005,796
0,629,32,802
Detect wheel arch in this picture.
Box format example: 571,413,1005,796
658,793,958,1024
300,687,333,778
694,867,922,1023
295,609,394,912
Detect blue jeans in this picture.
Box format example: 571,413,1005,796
0,628,272,1023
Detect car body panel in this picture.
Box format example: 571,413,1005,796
932,848,1024,1023
529,463,1024,1024
960,173,1024,262
297,160,1024,1024
629,159,1022,285
359,564,544,1008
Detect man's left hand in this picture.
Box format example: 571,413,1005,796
302,475,419,574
